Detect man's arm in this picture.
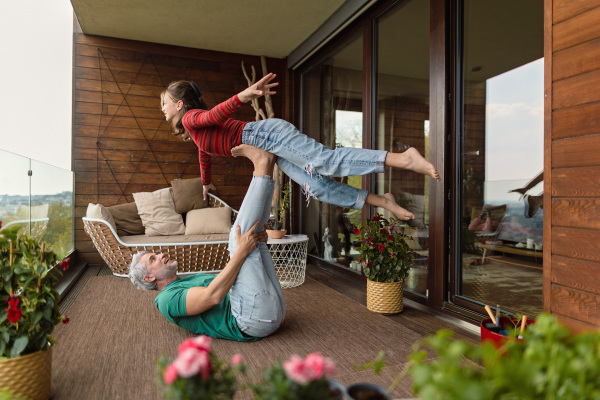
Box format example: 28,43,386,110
185,220,260,316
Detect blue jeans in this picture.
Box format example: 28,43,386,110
228,175,286,338
242,119,387,210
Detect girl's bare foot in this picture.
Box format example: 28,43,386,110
387,147,440,182
366,193,415,221
383,193,415,220
231,144,276,177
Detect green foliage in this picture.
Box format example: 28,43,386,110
408,313,600,400
250,361,335,400
0,226,64,358
45,202,73,259
276,181,291,223
354,214,414,283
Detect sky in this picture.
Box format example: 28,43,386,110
0,0,73,169
0,0,74,195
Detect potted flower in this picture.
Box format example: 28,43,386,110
156,335,240,399
353,214,415,314
0,224,70,400
250,352,341,400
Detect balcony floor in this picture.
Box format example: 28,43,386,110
51,263,478,399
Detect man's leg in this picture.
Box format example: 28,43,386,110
228,146,285,338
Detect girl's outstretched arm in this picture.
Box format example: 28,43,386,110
238,73,279,103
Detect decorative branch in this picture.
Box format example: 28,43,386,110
241,61,267,121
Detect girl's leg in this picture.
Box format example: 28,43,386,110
242,119,440,181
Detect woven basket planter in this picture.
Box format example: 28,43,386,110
0,347,52,400
366,279,403,314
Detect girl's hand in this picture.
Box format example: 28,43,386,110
203,183,217,201
238,73,279,103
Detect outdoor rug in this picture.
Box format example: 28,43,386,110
51,275,424,399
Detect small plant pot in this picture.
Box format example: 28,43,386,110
266,229,286,239
327,379,346,400
480,316,535,348
346,382,391,400
366,279,403,314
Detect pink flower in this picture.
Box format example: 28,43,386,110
178,335,211,354
164,363,178,384
365,260,370,265
174,348,210,378
231,353,243,366
378,244,385,252
304,352,337,380
283,355,310,384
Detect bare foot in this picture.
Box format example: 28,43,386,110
231,144,276,176
392,148,440,182
383,193,415,221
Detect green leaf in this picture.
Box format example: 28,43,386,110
10,336,28,358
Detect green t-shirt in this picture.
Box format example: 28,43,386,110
155,274,257,342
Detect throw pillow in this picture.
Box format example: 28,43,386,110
133,188,185,236
185,207,232,235
106,202,145,236
86,203,117,232
171,177,208,214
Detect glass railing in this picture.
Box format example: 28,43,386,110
0,149,74,259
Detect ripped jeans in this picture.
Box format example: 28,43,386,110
228,175,286,338
242,119,387,210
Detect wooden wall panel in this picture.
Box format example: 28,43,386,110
73,32,285,266
549,1,600,330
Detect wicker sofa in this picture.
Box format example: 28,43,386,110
83,193,239,277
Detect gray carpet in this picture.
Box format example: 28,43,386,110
51,275,424,399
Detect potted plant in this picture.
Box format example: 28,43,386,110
407,313,600,399
267,181,291,239
353,214,415,314
0,224,70,400
156,335,240,399
249,352,340,400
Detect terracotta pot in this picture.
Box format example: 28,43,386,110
480,316,535,348
266,229,286,239
366,279,403,314
0,347,52,400
346,382,391,400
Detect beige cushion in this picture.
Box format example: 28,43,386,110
185,207,232,235
106,202,145,236
133,188,185,236
171,177,208,214
86,203,117,231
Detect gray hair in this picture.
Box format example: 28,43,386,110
128,251,157,291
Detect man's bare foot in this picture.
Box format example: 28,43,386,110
231,144,276,176
388,147,440,182
383,193,415,221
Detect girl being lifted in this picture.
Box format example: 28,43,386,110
161,73,440,220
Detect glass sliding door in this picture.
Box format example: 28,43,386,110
455,0,544,315
300,33,364,272
374,0,430,296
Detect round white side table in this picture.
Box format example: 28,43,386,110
267,234,308,288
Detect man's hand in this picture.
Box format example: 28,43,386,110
238,73,279,103
235,220,261,257
203,183,217,201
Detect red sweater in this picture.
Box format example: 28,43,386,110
182,95,248,185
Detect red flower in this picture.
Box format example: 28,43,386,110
390,225,394,231
388,235,394,241
60,257,71,271
410,236,414,240
378,244,385,252
353,228,360,235
62,316,70,324
371,242,377,248
6,298,22,324
366,237,373,243
359,258,363,263
0,220,2,229
372,216,380,222
380,229,387,235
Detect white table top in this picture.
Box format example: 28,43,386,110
267,234,309,244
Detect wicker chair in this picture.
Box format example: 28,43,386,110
82,194,239,277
